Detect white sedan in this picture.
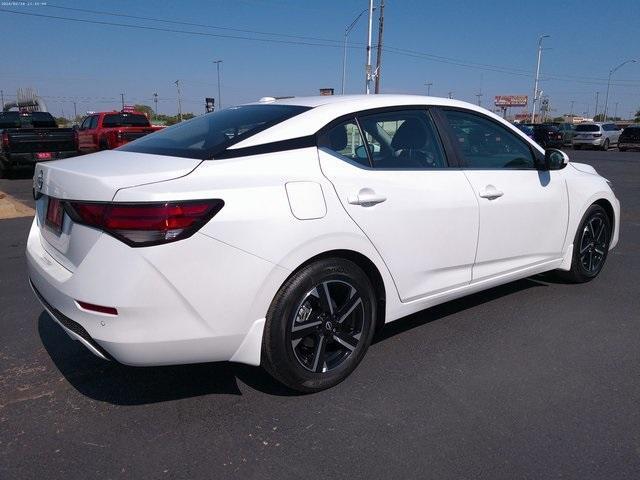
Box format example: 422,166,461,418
27,95,620,392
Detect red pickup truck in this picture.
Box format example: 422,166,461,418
77,111,163,153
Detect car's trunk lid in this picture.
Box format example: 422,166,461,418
34,151,202,271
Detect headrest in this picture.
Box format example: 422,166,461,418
391,118,428,150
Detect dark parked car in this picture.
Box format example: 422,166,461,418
520,123,564,148
618,124,640,151
544,122,575,145
0,111,77,177
514,123,535,140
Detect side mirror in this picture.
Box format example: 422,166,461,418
544,148,569,170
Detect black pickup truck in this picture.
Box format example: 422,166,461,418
0,111,78,177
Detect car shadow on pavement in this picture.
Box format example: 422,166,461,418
38,278,547,404
373,277,546,344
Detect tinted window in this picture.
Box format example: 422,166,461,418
102,113,150,128
89,116,98,129
444,110,535,169
80,116,91,129
0,112,56,128
356,109,447,169
120,104,310,159
318,119,369,167
575,124,600,132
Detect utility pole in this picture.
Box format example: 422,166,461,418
604,59,636,121
120,93,125,110
531,34,550,123
475,89,483,106
594,91,600,120
212,60,223,109
614,102,619,120
569,100,575,119
153,92,158,119
0,90,4,111
174,80,182,122
73,101,77,120
424,82,433,96
364,0,374,94
374,0,385,94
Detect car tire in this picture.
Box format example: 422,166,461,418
0,159,12,179
557,204,612,283
99,139,109,151
262,258,377,393
619,147,626,152
601,139,610,151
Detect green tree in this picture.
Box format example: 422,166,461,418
552,116,565,122
593,113,605,122
133,104,154,118
635,109,640,123
54,116,69,126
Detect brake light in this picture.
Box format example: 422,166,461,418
65,199,224,247
2,131,9,149
594,133,602,138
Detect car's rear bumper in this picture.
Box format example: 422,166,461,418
26,217,289,366
3,150,78,166
572,138,604,147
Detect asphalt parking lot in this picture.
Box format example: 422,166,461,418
1,149,639,479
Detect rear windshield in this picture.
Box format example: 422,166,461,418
119,104,311,159
102,113,150,128
575,124,600,132
0,111,57,128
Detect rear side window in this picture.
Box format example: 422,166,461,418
357,109,447,169
120,104,310,159
318,119,370,167
576,124,600,132
102,113,150,128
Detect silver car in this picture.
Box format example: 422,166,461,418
572,122,621,150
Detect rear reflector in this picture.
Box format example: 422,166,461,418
77,300,118,316
65,199,224,247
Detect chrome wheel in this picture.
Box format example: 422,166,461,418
289,280,365,373
579,213,609,275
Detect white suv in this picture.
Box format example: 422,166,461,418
572,122,621,150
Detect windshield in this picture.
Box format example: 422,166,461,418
103,113,150,128
119,104,311,159
576,124,600,132
0,112,57,128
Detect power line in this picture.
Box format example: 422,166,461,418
1,7,638,89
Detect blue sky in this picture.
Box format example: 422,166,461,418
1,0,638,119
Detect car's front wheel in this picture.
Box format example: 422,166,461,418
601,139,610,151
262,258,377,393
558,204,612,283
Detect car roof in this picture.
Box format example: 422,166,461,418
233,94,527,149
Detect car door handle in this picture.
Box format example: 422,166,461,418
348,188,387,206
479,185,504,200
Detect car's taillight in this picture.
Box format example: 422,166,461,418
594,133,602,137
65,199,224,247
117,130,123,140
2,131,9,149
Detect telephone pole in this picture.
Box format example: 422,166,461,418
569,100,575,119
374,0,385,94
0,90,4,111
174,80,182,122
153,92,158,119
73,101,77,120
594,91,600,120
364,0,374,94
120,93,125,110
424,82,433,96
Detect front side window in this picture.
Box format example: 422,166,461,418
356,109,447,169
120,104,310,159
443,110,535,169
89,116,98,129
80,116,91,129
318,119,369,167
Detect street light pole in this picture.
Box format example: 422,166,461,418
424,82,433,96
212,60,223,109
174,80,182,122
531,34,550,123
603,59,636,121
364,0,374,94
120,93,125,110
594,91,600,120
153,92,158,119
341,8,371,95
